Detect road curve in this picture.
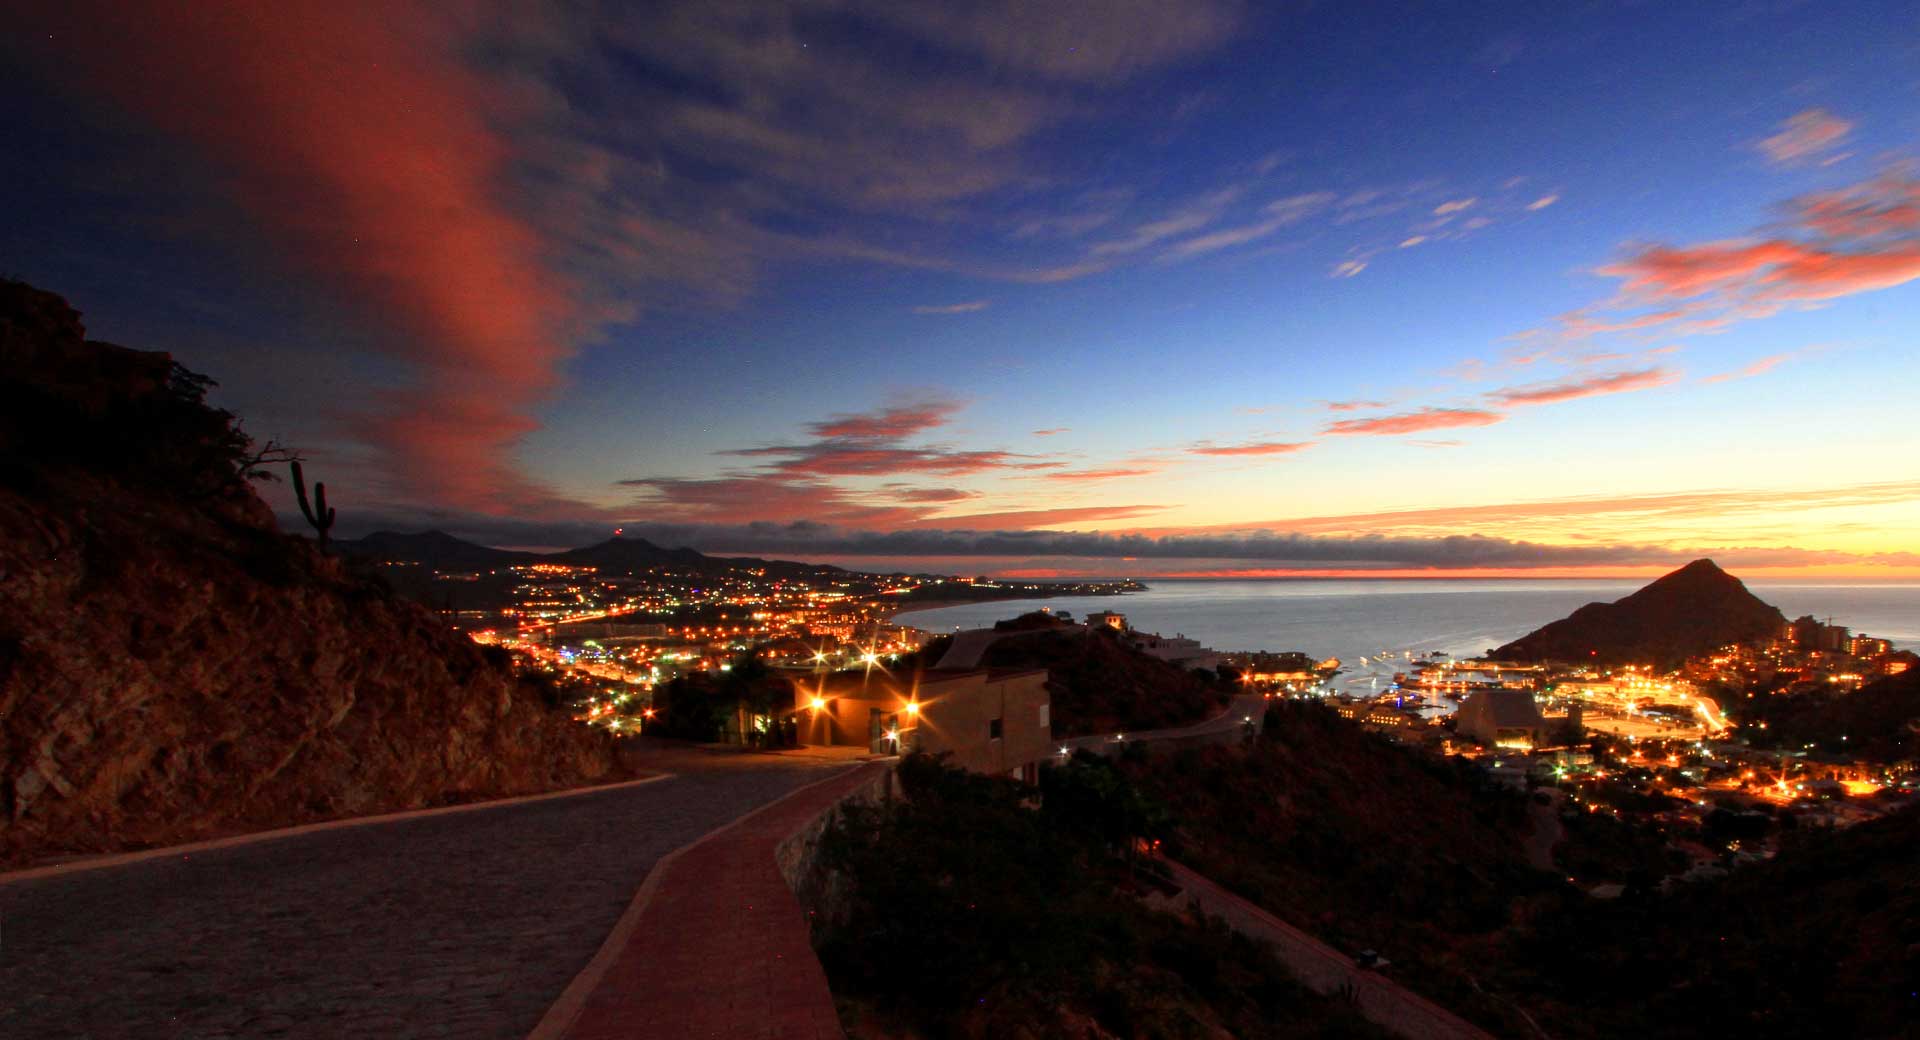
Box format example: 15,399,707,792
0,747,851,1040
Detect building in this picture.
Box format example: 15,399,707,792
1086,611,1129,631
1126,631,1223,673
1456,688,1548,749
794,667,1054,781
1850,634,1893,657
1788,615,1850,653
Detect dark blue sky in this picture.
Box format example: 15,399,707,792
5,1,1918,575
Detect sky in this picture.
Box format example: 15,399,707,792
5,1,1920,578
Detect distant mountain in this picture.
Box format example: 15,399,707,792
335,530,536,569
339,531,845,579
553,535,712,572
1493,559,1785,667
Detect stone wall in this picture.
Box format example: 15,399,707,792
776,763,894,934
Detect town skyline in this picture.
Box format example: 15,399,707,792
6,2,1919,578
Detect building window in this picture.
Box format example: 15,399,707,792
989,717,1003,740
1038,704,1050,729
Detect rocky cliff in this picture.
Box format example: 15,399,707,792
0,280,621,866
1493,558,1786,668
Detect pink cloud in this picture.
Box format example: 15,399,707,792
1702,353,1791,385
1043,466,1161,482
1555,167,1920,343
621,475,940,528
1323,407,1505,436
1188,441,1314,457
25,2,583,512
736,445,1032,477
1326,399,1389,412
1756,108,1854,165
904,504,1170,529
889,487,980,503
1486,366,1679,407
1031,427,1070,436
810,400,962,440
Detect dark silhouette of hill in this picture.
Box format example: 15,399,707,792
1738,666,1920,762
1121,700,1552,1033
976,624,1232,736
334,529,537,569
1514,801,1920,1038
1494,559,1785,667
0,280,622,865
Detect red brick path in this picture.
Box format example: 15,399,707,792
556,762,890,1040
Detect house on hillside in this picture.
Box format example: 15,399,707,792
1125,631,1223,673
1456,688,1548,749
1086,611,1128,631
794,667,1054,782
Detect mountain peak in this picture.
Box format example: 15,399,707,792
1495,559,1784,667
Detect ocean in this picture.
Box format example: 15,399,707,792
893,579,1920,695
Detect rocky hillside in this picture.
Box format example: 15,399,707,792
1494,559,1785,667
0,280,622,866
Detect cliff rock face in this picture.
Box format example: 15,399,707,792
1493,559,1785,668
0,280,620,866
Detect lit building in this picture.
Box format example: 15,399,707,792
1456,688,1549,749
794,667,1054,781
1086,611,1129,631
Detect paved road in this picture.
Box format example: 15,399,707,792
0,747,851,1040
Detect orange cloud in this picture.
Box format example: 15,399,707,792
810,400,962,439
1323,407,1504,436
905,504,1169,529
1043,466,1161,481
1554,167,1920,343
620,475,942,527
1184,480,1920,537
1487,366,1679,407
1187,441,1315,456
1702,353,1791,385
1326,399,1389,411
24,2,582,511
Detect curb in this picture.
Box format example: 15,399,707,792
526,763,872,1040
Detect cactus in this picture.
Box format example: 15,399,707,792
290,460,336,551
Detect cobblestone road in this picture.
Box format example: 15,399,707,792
0,747,850,1040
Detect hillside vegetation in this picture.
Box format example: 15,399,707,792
0,279,622,865
1122,701,1555,1033
816,753,1387,1039
977,622,1232,736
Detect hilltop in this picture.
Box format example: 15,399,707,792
1493,559,1785,667
0,280,622,865
974,621,1233,735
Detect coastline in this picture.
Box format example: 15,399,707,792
885,591,1132,627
